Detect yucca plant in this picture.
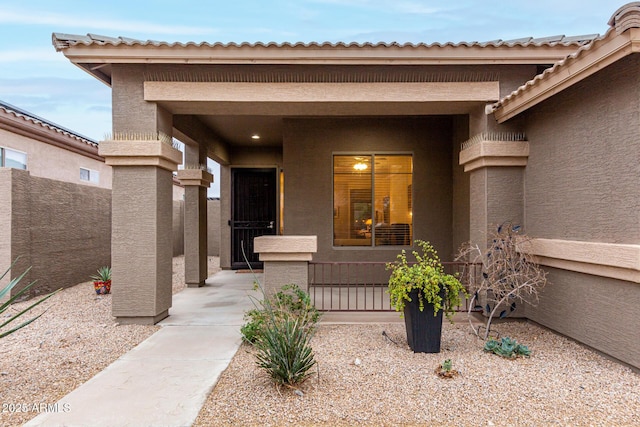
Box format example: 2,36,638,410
239,244,319,387
0,258,60,339
241,283,319,343
254,313,317,386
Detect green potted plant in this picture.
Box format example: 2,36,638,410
91,266,111,295
387,240,467,353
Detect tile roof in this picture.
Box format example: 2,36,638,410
492,3,640,115
52,33,597,51
491,35,604,112
0,100,98,148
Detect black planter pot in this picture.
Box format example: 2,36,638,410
403,288,444,353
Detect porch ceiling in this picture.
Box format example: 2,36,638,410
193,99,483,147
149,81,499,147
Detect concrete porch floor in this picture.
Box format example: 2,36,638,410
25,270,259,427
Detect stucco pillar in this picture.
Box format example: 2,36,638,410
100,138,182,324
459,135,529,249
177,168,213,287
254,236,317,294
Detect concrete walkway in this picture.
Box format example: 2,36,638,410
25,271,259,427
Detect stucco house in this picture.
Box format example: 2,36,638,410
0,100,111,188
52,3,639,369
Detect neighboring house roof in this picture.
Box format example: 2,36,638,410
491,2,640,122
0,100,102,161
51,33,598,86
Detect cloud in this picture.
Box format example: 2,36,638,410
0,48,62,63
0,88,112,141
306,0,441,15
0,6,217,36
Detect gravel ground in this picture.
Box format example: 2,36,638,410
194,321,640,427
0,255,219,427
2,257,638,427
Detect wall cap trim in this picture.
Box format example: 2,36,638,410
176,169,214,187
518,238,640,283
99,140,182,171
254,235,317,261
459,140,529,172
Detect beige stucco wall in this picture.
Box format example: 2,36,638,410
524,55,640,243
521,54,640,368
172,182,184,200
0,128,112,189
172,200,184,256
530,267,639,368
207,199,221,256
0,168,111,297
283,116,455,262
451,115,470,257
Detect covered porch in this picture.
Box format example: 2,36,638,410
51,33,573,324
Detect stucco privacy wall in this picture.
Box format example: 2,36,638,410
283,117,455,261
521,54,640,368
0,168,111,297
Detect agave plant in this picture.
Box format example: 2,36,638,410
0,258,60,339
90,266,111,282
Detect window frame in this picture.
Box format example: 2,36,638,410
0,146,27,170
79,167,100,184
332,151,413,249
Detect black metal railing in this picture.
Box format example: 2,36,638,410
308,261,482,312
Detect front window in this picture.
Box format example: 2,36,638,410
333,154,412,247
0,147,27,169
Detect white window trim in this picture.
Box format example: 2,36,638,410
80,167,100,184
0,146,28,170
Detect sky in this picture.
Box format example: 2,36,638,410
0,1,621,196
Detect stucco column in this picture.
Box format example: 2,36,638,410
100,138,182,324
459,135,529,248
254,236,317,294
177,169,213,287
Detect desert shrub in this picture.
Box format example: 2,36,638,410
456,222,547,339
241,283,320,343
243,283,320,386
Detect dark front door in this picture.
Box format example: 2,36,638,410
231,168,277,269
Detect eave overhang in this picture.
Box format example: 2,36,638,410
52,33,597,87
492,3,640,123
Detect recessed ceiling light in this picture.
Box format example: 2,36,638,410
251,134,260,140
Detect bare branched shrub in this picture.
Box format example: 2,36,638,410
456,222,547,340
